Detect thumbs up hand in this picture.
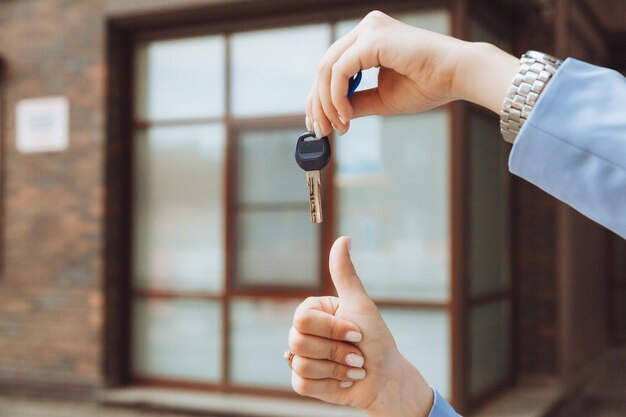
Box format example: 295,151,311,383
288,237,434,417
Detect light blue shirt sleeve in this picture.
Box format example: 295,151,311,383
427,389,462,417
509,58,626,238
426,58,625,417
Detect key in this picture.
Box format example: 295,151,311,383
294,70,361,223
295,132,331,223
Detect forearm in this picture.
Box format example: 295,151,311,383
453,42,520,114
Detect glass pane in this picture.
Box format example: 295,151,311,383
469,113,511,296
381,308,450,398
134,124,225,292
135,36,225,120
236,211,319,288
132,298,222,382
230,25,330,116
238,128,311,204
336,111,450,301
230,299,299,388
399,10,450,35
470,300,511,397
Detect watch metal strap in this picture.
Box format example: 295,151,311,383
500,50,563,144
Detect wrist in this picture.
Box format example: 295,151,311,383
366,353,434,417
453,41,520,114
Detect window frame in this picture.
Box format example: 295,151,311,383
104,1,516,412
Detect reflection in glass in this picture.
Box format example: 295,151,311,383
230,299,299,388
133,298,222,381
470,301,511,396
469,114,510,296
236,211,319,288
135,36,225,120
336,111,450,301
134,124,225,292
238,128,311,204
230,25,330,116
381,308,450,398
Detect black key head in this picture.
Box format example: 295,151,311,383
295,132,331,171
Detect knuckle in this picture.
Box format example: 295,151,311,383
292,376,310,396
328,342,342,362
291,357,304,375
330,62,343,77
293,311,310,332
316,59,331,75
365,10,387,22
289,331,306,353
328,318,340,340
331,363,345,380
295,358,311,376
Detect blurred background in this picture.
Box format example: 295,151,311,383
0,0,624,416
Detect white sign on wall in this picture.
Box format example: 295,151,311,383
16,96,69,153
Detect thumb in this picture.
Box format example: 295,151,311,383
329,236,373,309
349,88,388,119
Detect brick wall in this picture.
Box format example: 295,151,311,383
0,0,106,392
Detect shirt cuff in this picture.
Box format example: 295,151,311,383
427,388,462,417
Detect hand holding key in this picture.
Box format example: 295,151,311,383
295,71,361,224
305,10,518,137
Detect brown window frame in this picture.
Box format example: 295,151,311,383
104,1,516,413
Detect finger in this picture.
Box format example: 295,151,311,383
329,236,373,310
318,75,346,134
305,88,314,132
330,40,381,122
296,295,340,315
292,372,355,397
291,356,367,381
349,87,392,118
289,327,365,367
310,81,332,138
293,308,362,342
315,26,360,132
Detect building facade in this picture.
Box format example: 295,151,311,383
0,0,624,415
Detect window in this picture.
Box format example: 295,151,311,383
466,16,513,403
129,8,509,404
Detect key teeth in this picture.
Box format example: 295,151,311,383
306,171,323,224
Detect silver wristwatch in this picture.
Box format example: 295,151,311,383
500,50,563,143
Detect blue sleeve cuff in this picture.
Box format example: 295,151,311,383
509,58,626,238
427,388,462,417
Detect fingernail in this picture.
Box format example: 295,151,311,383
339,381,354,389
339,115,347,125
305,116,313,132
334,129,344,137
346,237,351,254
347,369,366,380
313,121,323,138
346,354,364,368
345,331,362,343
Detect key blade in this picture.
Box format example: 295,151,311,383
305,170,323,224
